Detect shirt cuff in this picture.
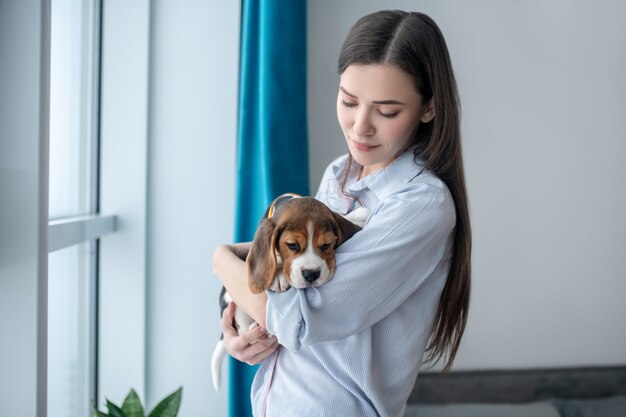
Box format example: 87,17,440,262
266,287,305,352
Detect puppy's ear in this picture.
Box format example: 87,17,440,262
247,218,279,294
331,211,363,246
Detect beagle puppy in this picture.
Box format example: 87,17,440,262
211,194,369,392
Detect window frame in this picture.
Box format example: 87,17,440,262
47,0,110,413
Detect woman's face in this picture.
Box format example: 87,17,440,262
337,64,434,177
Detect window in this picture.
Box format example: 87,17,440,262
47,1,113,416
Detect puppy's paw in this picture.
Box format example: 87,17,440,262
344,207,370,228
247,322,265,345
268,273,291,292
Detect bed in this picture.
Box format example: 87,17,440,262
405,366,626,417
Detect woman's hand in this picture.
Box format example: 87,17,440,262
221,301,279,365
213,243,268,328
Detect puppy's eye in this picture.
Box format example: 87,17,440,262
320,243,331,251
286,242,300,251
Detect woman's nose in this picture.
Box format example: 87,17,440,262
353,108,375,137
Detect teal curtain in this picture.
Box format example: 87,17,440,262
230,1,309,416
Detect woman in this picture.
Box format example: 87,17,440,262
213,10,471,417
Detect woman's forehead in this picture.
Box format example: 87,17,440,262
339,64,421,103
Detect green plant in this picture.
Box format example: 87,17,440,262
94,387,182,417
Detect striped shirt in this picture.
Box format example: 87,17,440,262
251,148,456,417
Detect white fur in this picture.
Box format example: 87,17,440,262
211,290,258,392
269,272,291,292
223,290,256,333
268,253,290,291
344,207,370,228
211,340,227,392
289,221,331,288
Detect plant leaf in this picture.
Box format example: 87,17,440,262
122,389,145,417
106,399,126,417
147,387,182,417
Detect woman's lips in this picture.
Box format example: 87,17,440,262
352,140,380,152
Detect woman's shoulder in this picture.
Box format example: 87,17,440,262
392,169,452,204
315,153,352,212
371,151,451,204
377,169,456,226
321,153,350,180
410,169,450,194
315,153,349,194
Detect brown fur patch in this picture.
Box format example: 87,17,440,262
247,197,362,292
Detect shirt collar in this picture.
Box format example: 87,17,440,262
331,147,426,201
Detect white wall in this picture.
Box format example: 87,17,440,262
146,1,239,416
99,0,151,406
308,0,626,370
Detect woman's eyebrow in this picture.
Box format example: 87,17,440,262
339,86,357,98
372,99,405,105
339,86,405,105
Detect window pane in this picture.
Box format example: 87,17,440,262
49,0,99,219
48,0,100,415
47,241,95,417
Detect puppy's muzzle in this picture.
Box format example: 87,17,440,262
302,268,321,283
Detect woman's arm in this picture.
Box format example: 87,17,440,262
212,242,268,328
213,242,278,365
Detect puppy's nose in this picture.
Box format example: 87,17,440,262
302,268,320,283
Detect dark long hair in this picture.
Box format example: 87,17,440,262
338,10,471,371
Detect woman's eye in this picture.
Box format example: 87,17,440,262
320,243,331,251
342,100,357,108
286,242,300,251
378,110,399,118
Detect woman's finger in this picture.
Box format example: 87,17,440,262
240,325,268,345
231,326,269,352
220,302,279,364
221,302,238,335
246,335,278,356
240,337,279,365
246,338,280,365
228,335,275,364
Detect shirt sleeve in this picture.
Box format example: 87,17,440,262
265,179,456,351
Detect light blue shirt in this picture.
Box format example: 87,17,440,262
251,149,456,417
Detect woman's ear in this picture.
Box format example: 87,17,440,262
420,99,435,123
247,218,278,294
